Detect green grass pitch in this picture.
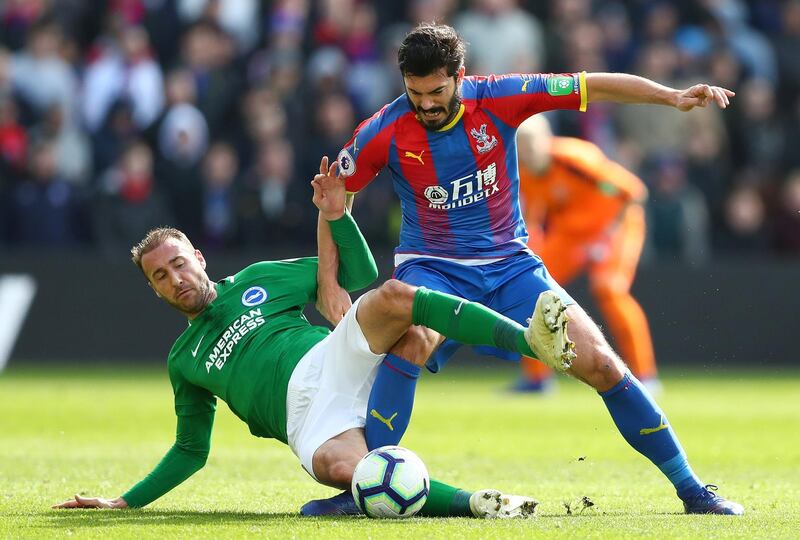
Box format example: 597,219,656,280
1,365,798,539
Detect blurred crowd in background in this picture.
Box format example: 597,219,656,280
0,0,799,261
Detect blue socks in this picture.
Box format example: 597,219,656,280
600,372,704,499
365,353,420,450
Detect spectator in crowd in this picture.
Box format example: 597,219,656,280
684,104,730,231
303,92,355,181
248,48,305,148
0,47,13,94
200,141,241,249
267,0,309,50
238,137,312,245
0,93,27,182
82,24,164,134
91,99,139,178
180,20,241,138
716,181,770,254
177,0,260,54
774,0,800,109
342,2,388,116
28,104,91,186
454,0,544,74
311,0,355,49
702,0,778,84
773,170,800,254
729,78,784,174
597,2,635,73
543,0,592,72
153,67,209,239
645,154,710,265
93,140,173,254
9,17,79,128
239,85,288,169
783,97,800,172
0,0,49,50
6,139,88,246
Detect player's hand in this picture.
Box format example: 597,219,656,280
675,84,735,111
52,495,128,509
312,156,347,221
316,280,352,326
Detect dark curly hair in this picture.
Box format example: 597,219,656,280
398,23,466,78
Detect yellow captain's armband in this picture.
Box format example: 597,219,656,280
579,71,588,112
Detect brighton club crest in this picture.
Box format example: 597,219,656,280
470,124,497,154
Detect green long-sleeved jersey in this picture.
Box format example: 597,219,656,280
122,213,377,507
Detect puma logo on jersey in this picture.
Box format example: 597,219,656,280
639,415,669,435
370,409,398,431
404,150,425,165
521,79,530,92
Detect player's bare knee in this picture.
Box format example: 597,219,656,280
576,347,625,390
326,458,356,486
313,444,358,487
375,279,416,320
568,316,625,390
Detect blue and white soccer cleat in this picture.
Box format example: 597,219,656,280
525,291,577,372
682,484,744,515
299,490,362,516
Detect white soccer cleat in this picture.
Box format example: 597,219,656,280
469,489,539,519
525,291,577,371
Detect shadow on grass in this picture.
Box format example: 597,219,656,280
40,510,307,528
38,509,688,529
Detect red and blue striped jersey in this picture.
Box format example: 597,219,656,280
339,72,587,264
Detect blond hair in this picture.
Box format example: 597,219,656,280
131,227,193,273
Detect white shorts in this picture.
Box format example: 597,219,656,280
285,295,385,480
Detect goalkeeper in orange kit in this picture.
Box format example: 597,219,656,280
515,115,659,391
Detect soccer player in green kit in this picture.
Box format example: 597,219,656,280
52,156,574,518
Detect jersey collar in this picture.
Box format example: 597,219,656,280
436,103,465,132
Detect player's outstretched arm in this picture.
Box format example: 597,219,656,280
585,72,734,111
52,495,128,509
315,155,354,324
313,155,377,294
52,410,214,510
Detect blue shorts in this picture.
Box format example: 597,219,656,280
393,252,574,373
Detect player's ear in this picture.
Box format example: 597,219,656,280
456,66,465,83
195,249,207,270
148,282,161,298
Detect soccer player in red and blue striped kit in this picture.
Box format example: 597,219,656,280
313,22,743,516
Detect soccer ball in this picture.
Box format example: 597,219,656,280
351,445,430,518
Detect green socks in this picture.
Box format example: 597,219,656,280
418,479,474,517
411,287,535,357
